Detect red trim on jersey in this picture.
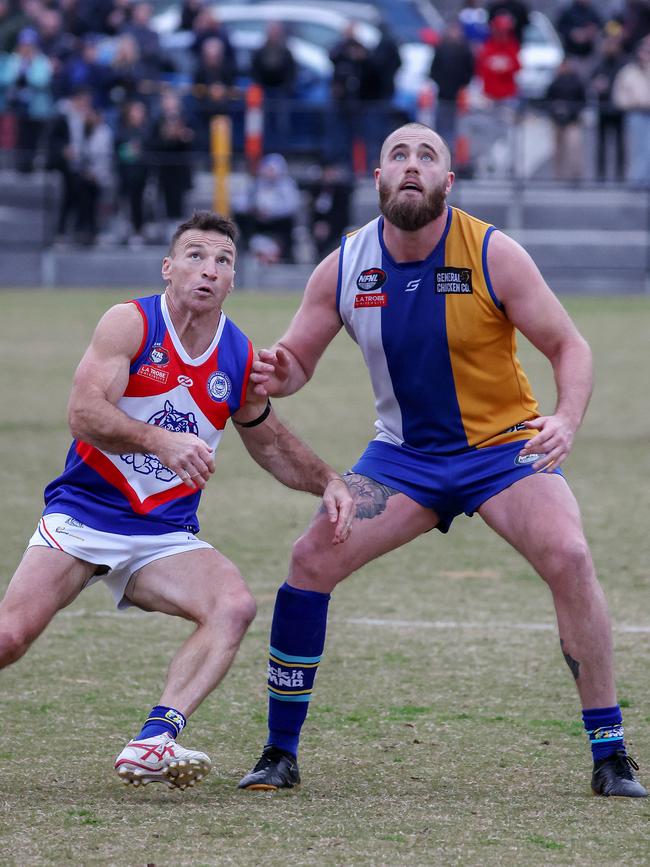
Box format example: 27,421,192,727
239,340,254,406
124,349,232,431
125,331,177,397
128,300,149,362
76,442,196,514
184,346,234,427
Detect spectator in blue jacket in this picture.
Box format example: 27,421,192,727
0,26,53,171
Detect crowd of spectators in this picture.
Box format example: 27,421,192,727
0,0,648,251
453,0,650,183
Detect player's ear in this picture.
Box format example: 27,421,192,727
446,171,455,194
161,256,171,282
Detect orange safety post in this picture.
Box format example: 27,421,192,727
416,81,436,128
352,136,367,177
0,112,16,150
211,115,232,215
454,88,471,173
244,83,264,169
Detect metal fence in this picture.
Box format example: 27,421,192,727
0,98,648,292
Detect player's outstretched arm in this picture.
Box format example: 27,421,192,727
232,396,354,544
68,304,214,489
487,230,593,471
249,249,343,398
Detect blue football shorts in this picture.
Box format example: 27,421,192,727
350,439,564,533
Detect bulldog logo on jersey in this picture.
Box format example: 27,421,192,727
207,371,232,402
120,401,199,481
149,344,170,366
435,267,473,294
356,268,387,291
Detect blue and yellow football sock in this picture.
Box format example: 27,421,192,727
137,705,186,740
582,705,625,761
266,581,330,758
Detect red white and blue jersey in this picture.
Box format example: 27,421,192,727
43,293,254,536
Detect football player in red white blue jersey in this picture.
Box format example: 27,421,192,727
0,211,353,790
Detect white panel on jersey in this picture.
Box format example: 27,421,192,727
161,293,226,365
99,387,224,503
338,220,404,446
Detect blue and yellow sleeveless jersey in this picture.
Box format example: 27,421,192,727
336,207,539,455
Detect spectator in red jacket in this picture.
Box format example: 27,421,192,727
476,13,521,101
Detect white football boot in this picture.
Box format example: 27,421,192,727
114,733,211,789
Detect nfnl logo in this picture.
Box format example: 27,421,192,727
149,344,170,366
357,268,387,292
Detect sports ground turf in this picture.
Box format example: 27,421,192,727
0,290,649,866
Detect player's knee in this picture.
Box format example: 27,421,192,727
543,536,593,587
203,572,256,635
227,585,257,634
290,532,345,590
0,623,34,667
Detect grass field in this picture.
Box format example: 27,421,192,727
0,289,649,866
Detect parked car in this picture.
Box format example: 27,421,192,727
158,26,330,98
152,3,432,114
306,0,444,43
518,11,565,100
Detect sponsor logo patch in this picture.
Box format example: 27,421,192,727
149,344,169,366
207,370,232,402
55,526,84,540
356,267,387,292
164,709,186,732
515,453,543,466
502,421,529,434
267,663,305,688
592,725,624,741
354,293,387,308
177,375,194,387
138,364,169,384
435,267,473,294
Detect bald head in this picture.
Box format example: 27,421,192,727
379,123,452,172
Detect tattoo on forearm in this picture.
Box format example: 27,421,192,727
560,638,580,681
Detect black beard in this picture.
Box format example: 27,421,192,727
378,179,447,231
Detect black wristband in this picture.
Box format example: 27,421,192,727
233,398,272,428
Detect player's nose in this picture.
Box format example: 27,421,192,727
202,264,218,279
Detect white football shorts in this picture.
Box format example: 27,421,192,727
28,513,213,610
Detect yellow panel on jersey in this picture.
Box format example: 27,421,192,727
443,208,539,449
